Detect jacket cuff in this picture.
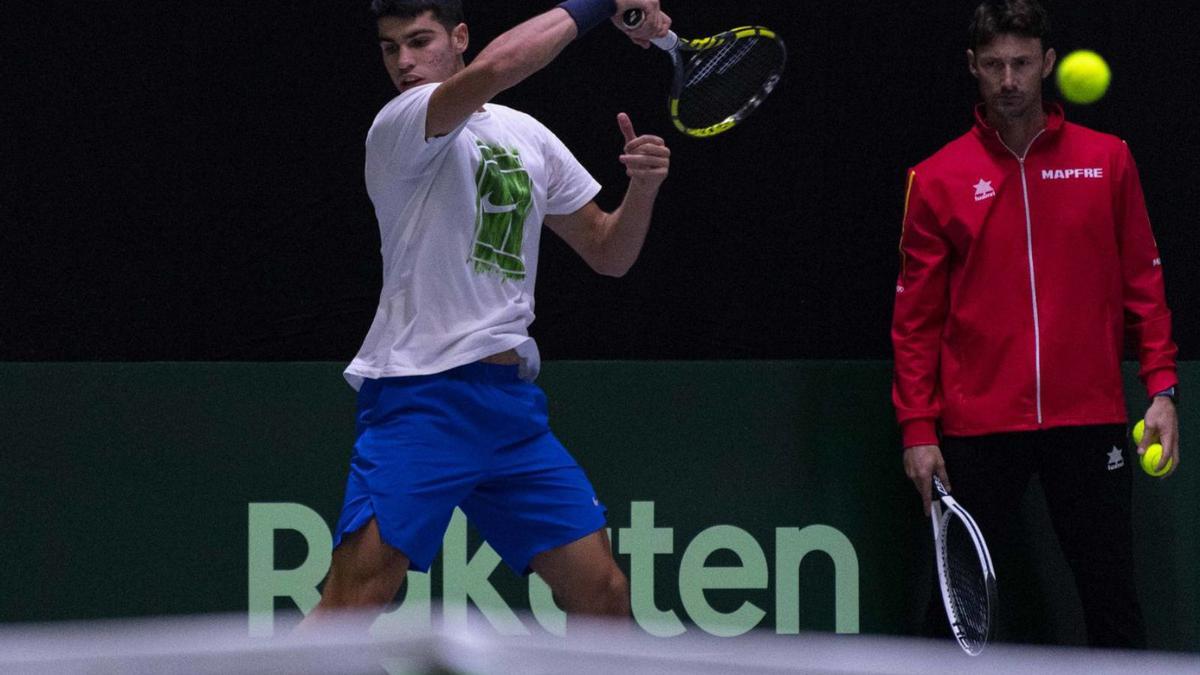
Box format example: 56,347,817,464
1144,368,1179,399
901,419,939,450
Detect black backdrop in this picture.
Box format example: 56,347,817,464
5,1,1198,362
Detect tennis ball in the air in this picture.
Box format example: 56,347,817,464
1057,50,1111,104
1141,443,1174,477
1132,419,1146,446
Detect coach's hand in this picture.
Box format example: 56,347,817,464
617,113,669,191
613,1,671,49
1139,397,1180,478
904,444,950,516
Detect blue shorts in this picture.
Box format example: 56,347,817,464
332,362,607,575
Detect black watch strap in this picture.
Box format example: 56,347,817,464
1153,386,1179,404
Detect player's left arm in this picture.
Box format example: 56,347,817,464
546,113,669,277
1115,141,1180,474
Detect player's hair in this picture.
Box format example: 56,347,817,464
369,0,464,30
969,0,1050,50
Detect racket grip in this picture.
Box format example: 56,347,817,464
620,9,679,51
932,475,949,499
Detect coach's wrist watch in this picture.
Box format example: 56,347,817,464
1153,386,1179,405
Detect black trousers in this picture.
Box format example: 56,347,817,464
923,424,1147,648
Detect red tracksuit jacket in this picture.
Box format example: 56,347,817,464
892,104,1177,448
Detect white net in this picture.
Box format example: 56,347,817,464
1,612,1197,675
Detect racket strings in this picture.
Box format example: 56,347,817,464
943,516,992,648
686,40,757,86
678,35,784,129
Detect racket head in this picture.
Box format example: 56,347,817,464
668,26,787,138
931,498,998,656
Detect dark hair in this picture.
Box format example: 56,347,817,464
370,0,464,30
969,0,1050,50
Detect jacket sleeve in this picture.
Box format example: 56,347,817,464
892,169,951,449
1114,142,1178,397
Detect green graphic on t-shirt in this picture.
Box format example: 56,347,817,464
471,142,533,280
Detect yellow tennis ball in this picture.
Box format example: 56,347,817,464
1141,443,1173,477
1132,419,1145,446
1057,50,1111,104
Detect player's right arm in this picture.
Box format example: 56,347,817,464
892,168,953,511
426,0,669,139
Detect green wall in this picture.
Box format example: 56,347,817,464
0,362,1194,650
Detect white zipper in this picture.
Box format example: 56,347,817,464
999,129,1047,425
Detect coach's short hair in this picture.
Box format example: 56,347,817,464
369,0,464,30
969,0,1050,50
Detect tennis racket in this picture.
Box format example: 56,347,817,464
930,475,997,656
621,10,786,138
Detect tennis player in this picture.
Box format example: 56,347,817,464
892,0,1178,647
301,0,671,628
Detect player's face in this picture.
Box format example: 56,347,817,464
377,12,468,94
968,34,1056,123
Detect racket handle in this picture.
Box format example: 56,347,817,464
932,475,949,499
620,9,679,51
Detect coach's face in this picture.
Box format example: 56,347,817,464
968,34,1056,123
378,12,468,94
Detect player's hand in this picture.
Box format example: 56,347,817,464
617,113,669,191
904,444,950,516
613,1,671,49
1140,397,1180,478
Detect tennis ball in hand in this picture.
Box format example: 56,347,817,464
1141,443,1174,477
1132,419,1147,446
1057,50,1111,104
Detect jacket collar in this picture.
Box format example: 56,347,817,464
972,102,1065,155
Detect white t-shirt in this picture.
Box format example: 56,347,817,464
344,84,601,390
